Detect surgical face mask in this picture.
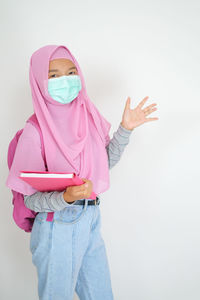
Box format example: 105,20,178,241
48,75,82,104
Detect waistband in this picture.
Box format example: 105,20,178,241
73,196,100,206
44,196,100,223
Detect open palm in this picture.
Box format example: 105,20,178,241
121,96,159,131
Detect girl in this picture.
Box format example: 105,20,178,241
6,45,158,300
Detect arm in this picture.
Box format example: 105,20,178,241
24,122,133,212
106,123,133,169
24,190,78,213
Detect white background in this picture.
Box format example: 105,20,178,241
1,0,200,299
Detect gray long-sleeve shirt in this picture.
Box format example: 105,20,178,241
24,123,133,212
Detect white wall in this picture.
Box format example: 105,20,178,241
1,0,199,299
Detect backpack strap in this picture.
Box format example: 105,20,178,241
27,114,47,170
7,128,24,170
26,114,54,223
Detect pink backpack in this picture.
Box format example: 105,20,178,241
7,113,54,232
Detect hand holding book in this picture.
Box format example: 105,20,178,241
63,178,93,203
19,171,97,200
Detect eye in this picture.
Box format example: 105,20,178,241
50,74,57,78
69,71,76,75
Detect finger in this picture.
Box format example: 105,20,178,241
74,190,87,199
124,96,131,111
144,107,157,115
81,178,87,182
143,103,157,111
81,178,89,186
145,117,159,121
138,96,149,109
75,183,87,192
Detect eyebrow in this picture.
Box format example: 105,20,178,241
48,66,77,73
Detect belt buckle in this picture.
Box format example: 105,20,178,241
94,198,97,205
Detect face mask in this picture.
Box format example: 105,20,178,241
48,75,82,104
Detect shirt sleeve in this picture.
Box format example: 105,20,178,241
24,190,79,212
106,123,133,169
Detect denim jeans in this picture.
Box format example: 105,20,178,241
30,199,114,300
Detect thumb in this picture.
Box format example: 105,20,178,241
81,178,88,187
124,96,131,111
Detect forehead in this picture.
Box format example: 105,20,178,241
49,58,76,68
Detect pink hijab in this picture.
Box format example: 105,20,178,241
6,45,111,196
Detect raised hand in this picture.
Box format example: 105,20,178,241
121,96,159,131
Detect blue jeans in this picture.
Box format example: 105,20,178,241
30,199,114,300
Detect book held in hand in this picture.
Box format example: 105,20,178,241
19,170,97,200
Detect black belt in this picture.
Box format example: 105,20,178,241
73,196,100,206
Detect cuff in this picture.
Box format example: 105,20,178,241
118,123,134,137
59,191,78,206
